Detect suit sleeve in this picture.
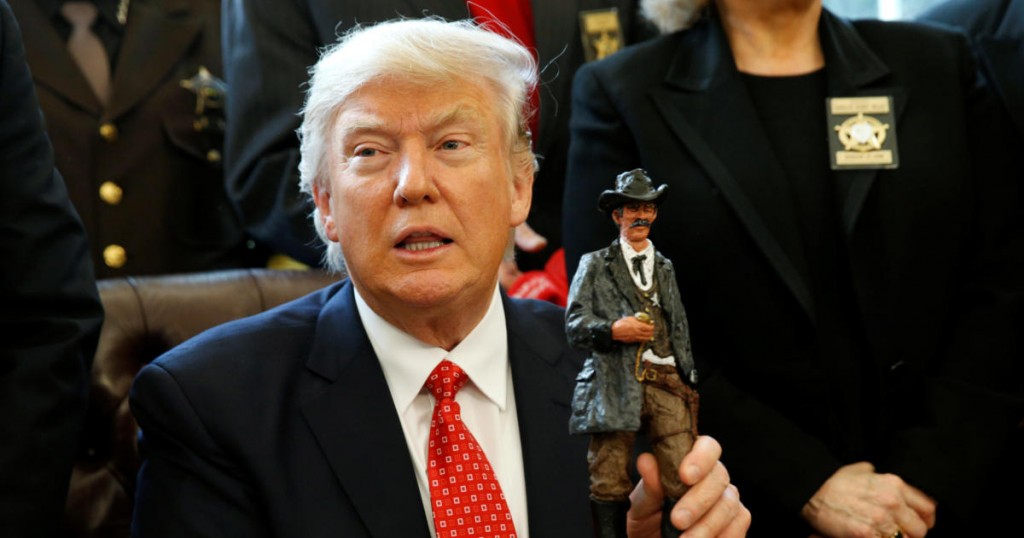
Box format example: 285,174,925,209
0,0,104,531
130,362,271,537
222,0,324,265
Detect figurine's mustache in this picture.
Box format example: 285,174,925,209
629,219,651,228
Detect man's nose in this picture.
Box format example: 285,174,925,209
393,146,438,206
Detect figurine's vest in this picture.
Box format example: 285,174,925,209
633,279,672,358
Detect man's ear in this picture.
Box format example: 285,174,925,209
509,155,534,227
312,184,338,242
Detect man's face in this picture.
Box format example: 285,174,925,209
313,77,532,314
613,202,658,245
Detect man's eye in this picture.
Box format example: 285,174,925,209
355,147,377,157
440,140,464,150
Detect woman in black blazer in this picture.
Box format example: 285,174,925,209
563,0,1024,535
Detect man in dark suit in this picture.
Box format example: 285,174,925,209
130,18,748,537
10,0,262,277
0,0,105,532
566,169,700,536
222,0,651,271
564,0,1023,535
920,0,1024,145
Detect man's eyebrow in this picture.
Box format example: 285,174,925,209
424,105,482,131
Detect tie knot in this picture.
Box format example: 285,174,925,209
424,359,468,402
61,1,99,27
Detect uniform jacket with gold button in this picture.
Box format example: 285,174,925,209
11,0,257,277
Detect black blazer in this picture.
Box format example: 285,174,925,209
920,0,1024,143
222,0,648,268
563,8,1024,534
130,280,590,536
0,0,104,532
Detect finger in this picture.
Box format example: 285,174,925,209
892,502,929,538
628,452,664,520
513,222,547,252
901,484,937,529
719,498,752,538
675,483,744,538
672,461,730,530
679,435,723,486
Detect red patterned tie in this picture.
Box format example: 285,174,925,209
425,360,517,538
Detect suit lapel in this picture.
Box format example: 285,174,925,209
300,281,430,536
12,0,103,114
604,240,644,313
649,12,816,320
818,11,904,236
504,295,587,536
106,0,201,120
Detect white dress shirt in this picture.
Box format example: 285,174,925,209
619,240,675,366
354,285,529,536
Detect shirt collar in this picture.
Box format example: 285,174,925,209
355,285,510,414
46,0,124,29
620,239,654,260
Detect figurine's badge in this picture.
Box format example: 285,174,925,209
579,8,623,62
827,96,899,169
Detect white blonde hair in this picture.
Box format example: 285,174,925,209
297,18,538,271
641,0,710,34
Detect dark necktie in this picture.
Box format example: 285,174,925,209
61,1,111,106
425,360,517,538
632,255,647,286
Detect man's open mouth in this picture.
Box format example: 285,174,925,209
397,231,452,252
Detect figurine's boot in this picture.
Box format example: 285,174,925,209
661,498,678,537
590,498,628,538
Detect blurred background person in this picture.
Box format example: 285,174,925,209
563,0,1024,535
9,0,265,278
0,0,104,533
919,0,1023,183
222,0,653,280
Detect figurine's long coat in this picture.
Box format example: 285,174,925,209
566,239,696,434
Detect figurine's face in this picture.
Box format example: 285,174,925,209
613,202,658,246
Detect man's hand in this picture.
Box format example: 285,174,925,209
612,316,655,343
627,436,750,537
801,462,936,538
514,221,547,253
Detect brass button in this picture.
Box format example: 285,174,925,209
206,149,221,163
102,244,127,268
99,122,118,142
98,181,123,205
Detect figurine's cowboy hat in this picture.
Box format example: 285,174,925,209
597,168,668,213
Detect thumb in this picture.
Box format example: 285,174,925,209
629,452,665,520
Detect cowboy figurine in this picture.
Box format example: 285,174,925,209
566,169,699,537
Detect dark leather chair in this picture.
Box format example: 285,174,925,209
63,268,339,537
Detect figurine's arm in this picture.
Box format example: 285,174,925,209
565,253,617,352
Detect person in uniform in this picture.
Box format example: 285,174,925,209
10,0,262,277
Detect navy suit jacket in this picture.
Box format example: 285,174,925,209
130,280,590,536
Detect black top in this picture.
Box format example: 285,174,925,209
743,69,877,458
